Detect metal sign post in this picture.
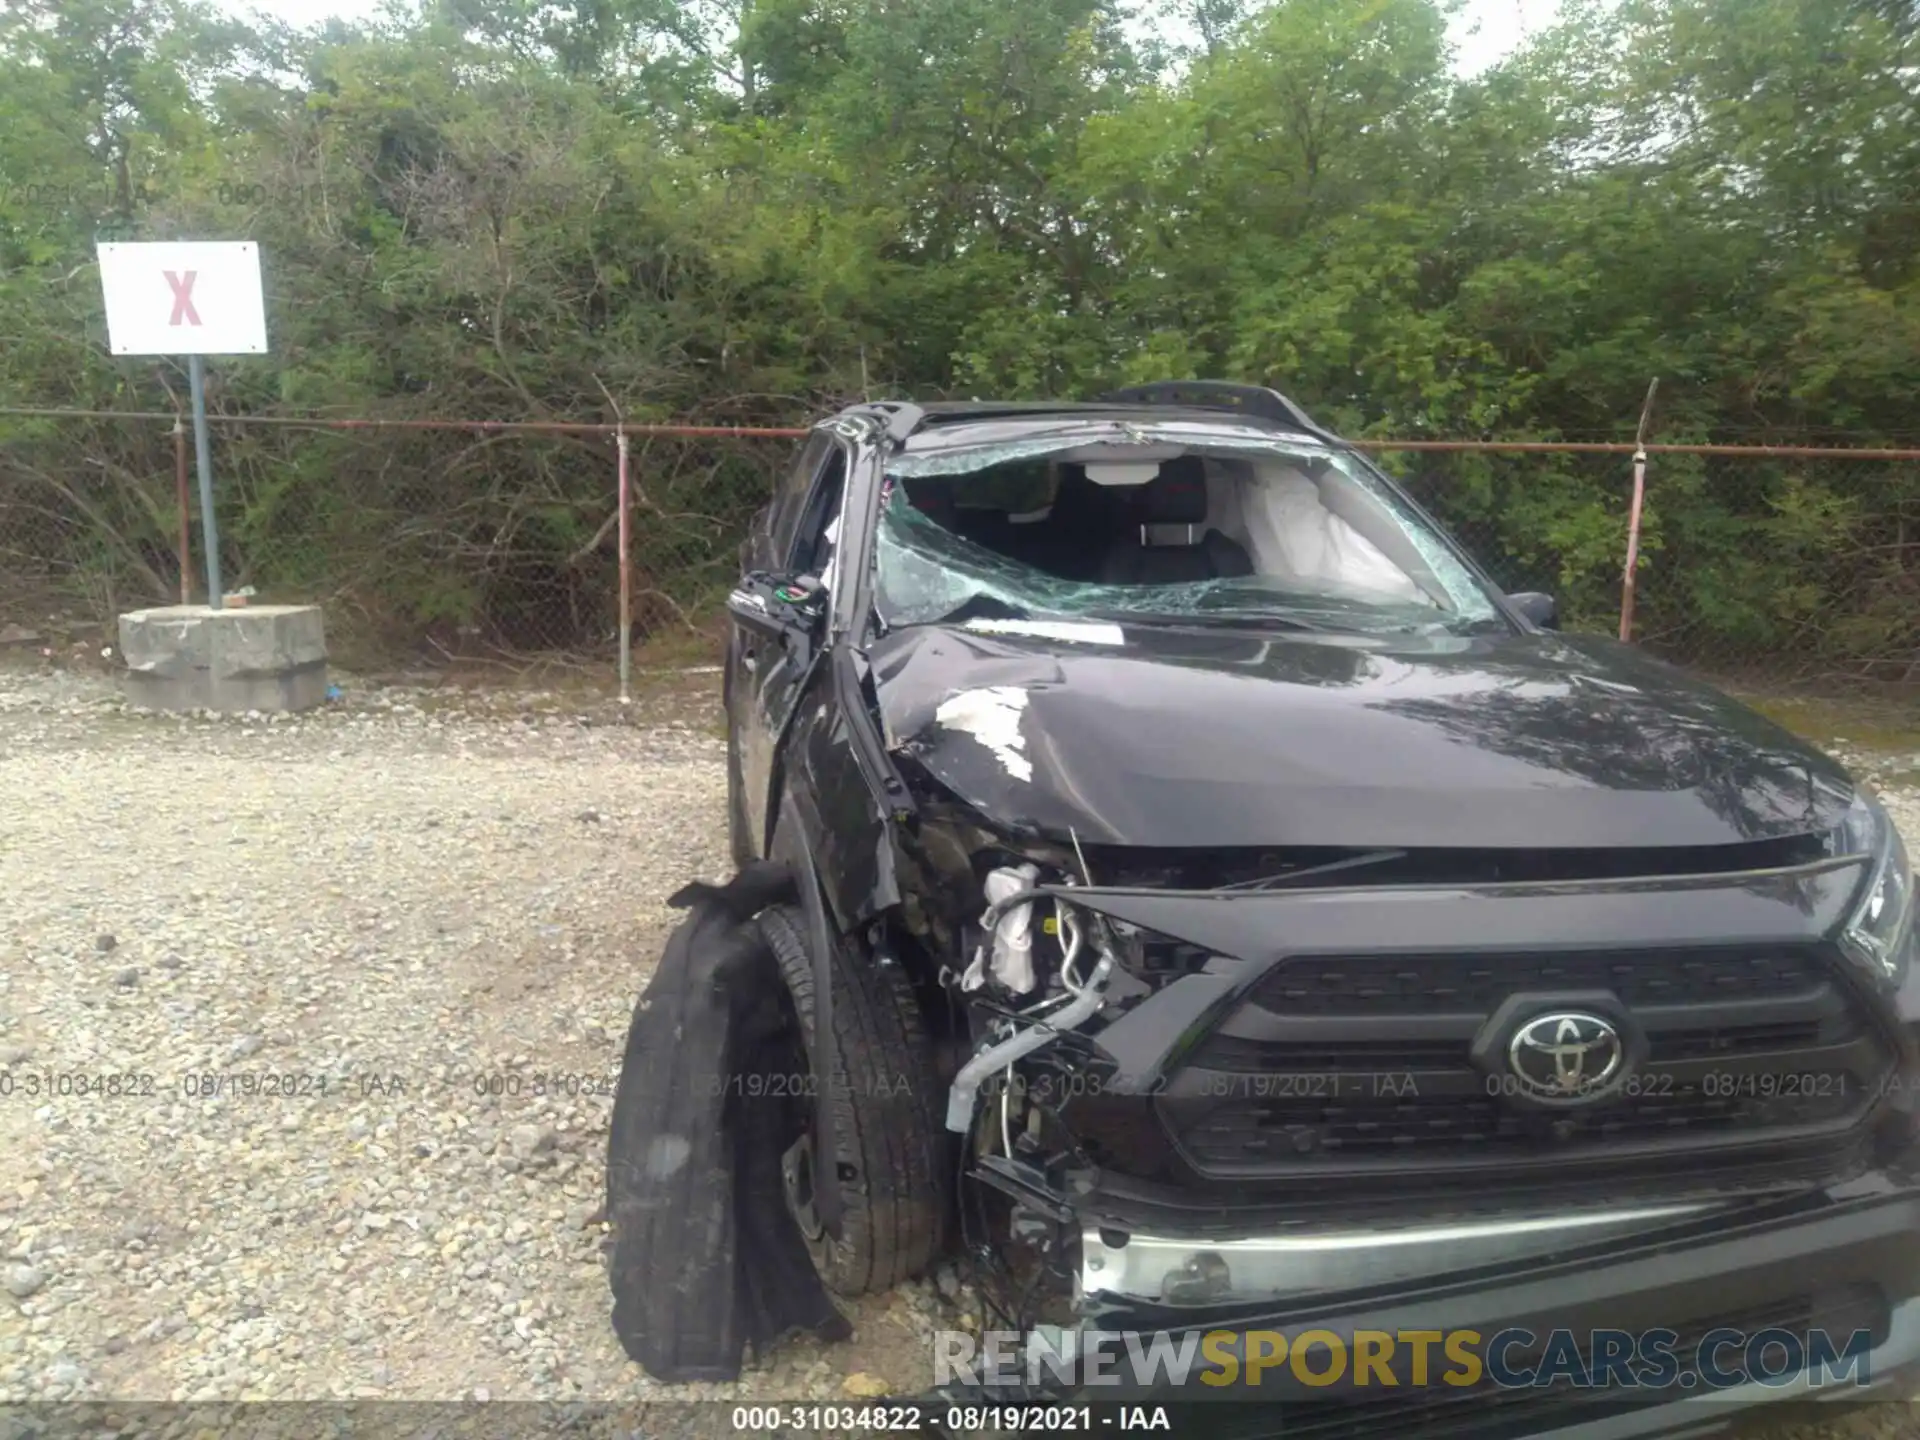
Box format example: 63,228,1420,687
97,241,268,609
616,429,632,705
187,355,224,607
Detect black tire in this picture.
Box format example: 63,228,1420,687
603,890,853,1379
602,922,752,1379
758,902,950,1296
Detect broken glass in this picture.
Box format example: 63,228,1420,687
876,427,1503,635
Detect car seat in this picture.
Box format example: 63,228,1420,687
1097,457,1255,585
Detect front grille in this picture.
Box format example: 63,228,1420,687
1661,1017,1829,1059
1164,942,1892,1187
1180,1285,1889,1440
1196,1020,1832,1072
1179,1077,1862,1166
1255,946,1825,1015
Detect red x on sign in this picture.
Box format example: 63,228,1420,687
98,242,266,355
165,270,201,326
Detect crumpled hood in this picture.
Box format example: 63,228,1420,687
865,621,1855,850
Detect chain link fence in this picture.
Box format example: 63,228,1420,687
2,409,1918,698
0,412,791,669
1378,444,1920,690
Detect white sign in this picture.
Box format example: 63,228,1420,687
97,241,268,356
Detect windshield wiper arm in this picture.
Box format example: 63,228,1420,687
1452,615,1518,635
930,594,1034,626
1216,849,1409,891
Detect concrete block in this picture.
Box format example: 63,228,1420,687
118,604,327,713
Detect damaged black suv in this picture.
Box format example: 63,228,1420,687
663,383,1920,1433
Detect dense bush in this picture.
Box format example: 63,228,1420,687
1,0,1917,673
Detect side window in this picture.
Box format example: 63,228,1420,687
768,432,833,562
789,443,849,580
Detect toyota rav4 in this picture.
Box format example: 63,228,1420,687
714,382,1920,1438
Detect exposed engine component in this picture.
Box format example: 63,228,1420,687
961,862,1041,993
945,947,1113,1133
945,871,1114,1134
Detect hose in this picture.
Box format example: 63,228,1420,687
945,947,1115,1134
1055,898,1086,994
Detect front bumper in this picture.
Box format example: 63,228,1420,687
1078,1203,1719,1309
949,1187,1920,1439
1059,858,1913,1198
931,852,1920,1435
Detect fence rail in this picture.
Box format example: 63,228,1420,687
2,405,1916,694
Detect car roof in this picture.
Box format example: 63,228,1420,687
893,411,1297,456
840,405,1337,459
829,384,1342,453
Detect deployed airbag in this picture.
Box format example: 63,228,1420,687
604,862,852,1381
1237,470,1425,602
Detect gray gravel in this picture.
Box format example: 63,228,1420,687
0,660,1914,1437
0,664,943,1407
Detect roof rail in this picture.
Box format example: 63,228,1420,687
1099,381,1324,435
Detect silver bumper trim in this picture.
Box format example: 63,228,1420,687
1080,1205,1713,1305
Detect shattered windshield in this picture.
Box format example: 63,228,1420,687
873,429,1503,635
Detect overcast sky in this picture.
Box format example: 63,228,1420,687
216,0,1565,78
1452,0,1563,76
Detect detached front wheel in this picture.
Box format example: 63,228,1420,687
757,903,950,1297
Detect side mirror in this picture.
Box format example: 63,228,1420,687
1506,592,1558,630
727,572,827,645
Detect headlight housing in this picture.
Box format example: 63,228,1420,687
1832,792,1916,985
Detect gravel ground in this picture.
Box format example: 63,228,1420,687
0,659,1916,1437
0,663,947,1411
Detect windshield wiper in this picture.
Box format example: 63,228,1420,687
929,594,1035,626
1216,849,1410,891
1451,615,1518,636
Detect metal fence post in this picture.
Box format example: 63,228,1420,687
1620,446,1647,642
1619,379,1660,643
617,428,632,704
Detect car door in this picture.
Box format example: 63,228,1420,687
731,431,850,857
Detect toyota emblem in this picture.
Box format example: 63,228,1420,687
1507,1012,1625,1104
